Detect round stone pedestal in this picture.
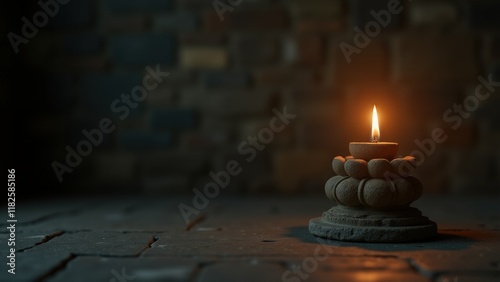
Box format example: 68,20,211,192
309,206,437,242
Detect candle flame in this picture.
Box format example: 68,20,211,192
372,105,380,142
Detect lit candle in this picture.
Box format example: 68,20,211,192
349,105,399,160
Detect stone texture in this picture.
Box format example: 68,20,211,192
0,230,63,252
325,176,344,200
198,262,285,282
332,177,361,207
180,89,270,117
254,68,317,87
201,71,251,88
309,206,437,242
180,47,228,69
154,12,198,31
25,231,156,256
233,36,281,66
367,158,392,178
391,157,416,177
180,32,227,46
332,156,347,176
0,250,70,281
139,151,206,176
0,197,499,281
81,72,142,114
344,159,369,179
13,0,500,198
349,142,399,161
109,34,177,66
49,257,198,282
359,178,394,208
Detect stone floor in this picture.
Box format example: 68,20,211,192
1,196,499,282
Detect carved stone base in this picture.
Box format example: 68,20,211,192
309,205,437,242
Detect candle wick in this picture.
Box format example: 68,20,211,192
372,137,378,143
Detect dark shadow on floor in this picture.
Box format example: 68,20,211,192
284,226,482,252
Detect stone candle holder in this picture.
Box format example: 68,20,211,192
309,151,437,242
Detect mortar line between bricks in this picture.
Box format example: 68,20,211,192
137,235,159,257
185,212,208,231
35,235,159,281
71,235,159,259
404,257,435,280
188,262,209,282
18,231,65,252
36,254,76,282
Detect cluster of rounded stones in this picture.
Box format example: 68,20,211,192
325,155,422,209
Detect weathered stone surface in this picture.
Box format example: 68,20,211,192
198,262,285,282
326,176,422,209
325,175,345,200
0,230,63,251
367,158,392,178
349,142,399,161
332,156,347,175
27,231,155,256
48,257,198,282
285,256,413,272
309,206,437,242
333,177,361,207
344,159,369,179
359,178,394,208
391,156,416,176
2,196,499,281
0,251,71,281
22,198,187,232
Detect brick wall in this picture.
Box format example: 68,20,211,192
6,0,500,195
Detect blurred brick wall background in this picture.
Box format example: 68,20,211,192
3,0,500,196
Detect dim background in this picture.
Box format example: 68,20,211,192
2,0,499,198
